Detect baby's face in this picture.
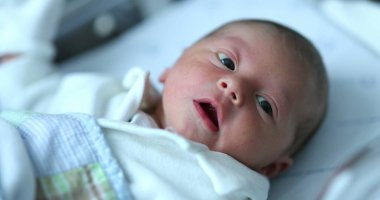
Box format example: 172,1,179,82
159,24,314,173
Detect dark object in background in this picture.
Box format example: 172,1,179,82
54,0,142,63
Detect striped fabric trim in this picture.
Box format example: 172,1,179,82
36,163,117,200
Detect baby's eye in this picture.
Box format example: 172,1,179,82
257,95,273,116
217,52,235,71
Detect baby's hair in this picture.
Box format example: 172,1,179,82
203,19,329,157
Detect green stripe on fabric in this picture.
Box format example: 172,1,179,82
90,165,113,199
54,173,71,199
36,163,117,200
0,110,34,126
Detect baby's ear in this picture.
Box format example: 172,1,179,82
259,156,293,178
159,68,171,83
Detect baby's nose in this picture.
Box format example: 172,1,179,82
217,78,243,106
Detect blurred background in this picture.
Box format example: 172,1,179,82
53,0,380,64
54,0,183,62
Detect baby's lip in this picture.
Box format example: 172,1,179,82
193,99,220,133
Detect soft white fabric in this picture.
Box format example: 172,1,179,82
129,110,159,128
0,119,35,200
0,0,63,55
320,0,380,57
0,54,159,121
99,119,269,200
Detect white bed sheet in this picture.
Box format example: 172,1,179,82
59,0,380,199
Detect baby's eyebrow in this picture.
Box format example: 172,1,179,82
224,36,244,45
223,36,248,51
221,36,253,63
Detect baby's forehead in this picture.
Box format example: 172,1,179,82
214,22,281,40
212,23,292,56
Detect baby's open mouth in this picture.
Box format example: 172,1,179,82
194,100,219,132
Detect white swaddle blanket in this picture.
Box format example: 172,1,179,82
100,118,269,200
0,109,269,200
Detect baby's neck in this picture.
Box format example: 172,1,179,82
147,100,165,129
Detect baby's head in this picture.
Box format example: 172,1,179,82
154,19,328,178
